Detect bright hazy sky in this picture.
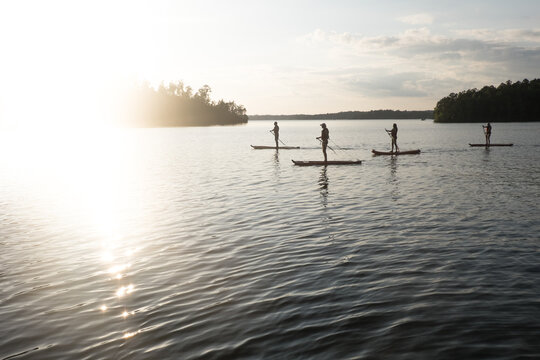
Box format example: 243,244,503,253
1,0,540,122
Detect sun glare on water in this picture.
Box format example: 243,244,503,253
1,3,188,343
1,126,145,247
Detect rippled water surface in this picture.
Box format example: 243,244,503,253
1,120,539,359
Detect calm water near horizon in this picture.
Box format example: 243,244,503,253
1,119,539,359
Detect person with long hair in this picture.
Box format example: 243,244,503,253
385,123,399,152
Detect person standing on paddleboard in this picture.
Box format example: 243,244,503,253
316,123,329,162
271,122,280,149
483,122,492,146
385,123,399,153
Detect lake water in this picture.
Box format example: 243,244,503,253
1,120,539,359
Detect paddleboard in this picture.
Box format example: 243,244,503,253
251,145,300,149
371,149,421,155
292,160,362,166
469,143,513,147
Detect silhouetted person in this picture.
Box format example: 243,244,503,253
385,123,399,152
271,121,279,148
316,123,329,162
483,122,492,146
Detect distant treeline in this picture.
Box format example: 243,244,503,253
434,79,540,123
249,110,433,120
124,81,248,127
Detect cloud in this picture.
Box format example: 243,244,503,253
346,72,428,98
453,28,540,44
438,52,462,61
289,26,540,111
298,29,367,47
398,13,434,25
299,26,540,71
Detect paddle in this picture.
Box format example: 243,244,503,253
318,138,337,154
330,139,346,152
270,130,287,146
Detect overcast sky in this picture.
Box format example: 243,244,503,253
1,0,540,119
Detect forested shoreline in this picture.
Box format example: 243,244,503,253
115,78,540,126
123,81,248,127
249,110,433,120
434,79,540,123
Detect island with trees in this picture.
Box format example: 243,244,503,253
123,81,248,127
434,78,540,123
249,110,433,121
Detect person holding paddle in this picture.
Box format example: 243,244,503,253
483,122,492,146
316,123,329,162
385,123,399,153
271,121,280,148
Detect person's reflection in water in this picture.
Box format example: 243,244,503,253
319,166,329,207
272,149,280,181
388,157,399,201
273,149,280,165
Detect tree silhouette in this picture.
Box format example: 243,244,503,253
434,79,540,123
126,81,248,127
